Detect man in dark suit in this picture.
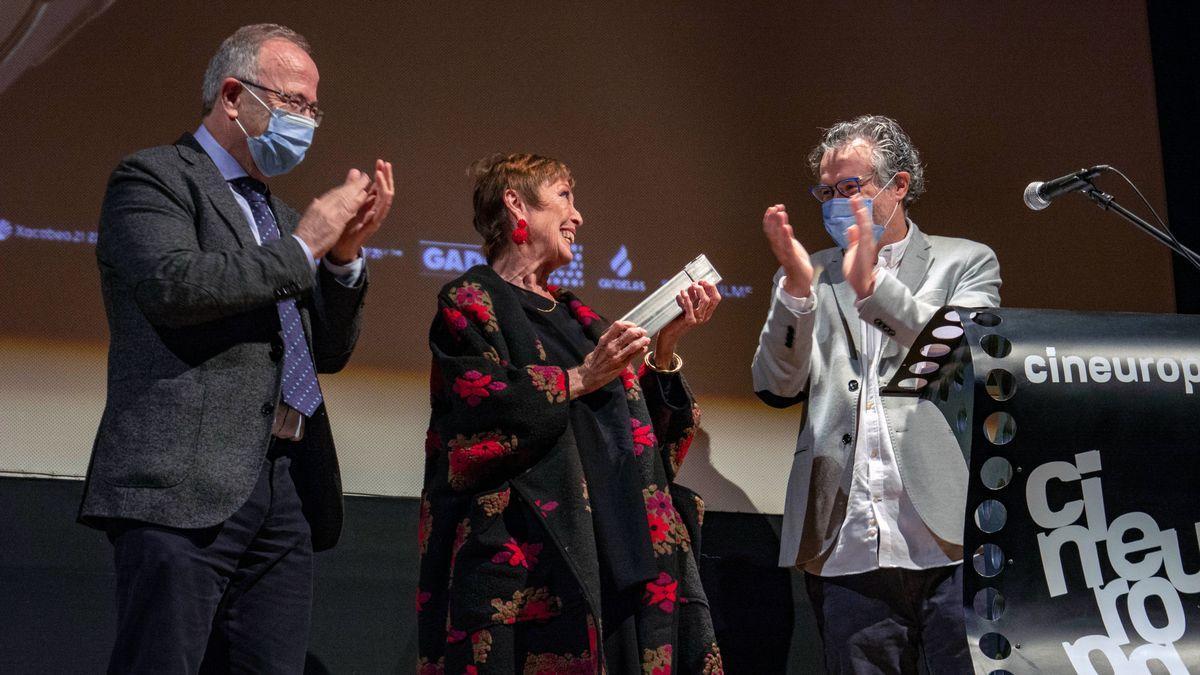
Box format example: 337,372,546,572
77,24,394,672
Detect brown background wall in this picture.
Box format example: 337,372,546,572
0,2,1173,506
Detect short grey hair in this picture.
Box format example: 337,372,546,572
200,24,311,116
807,114,926,206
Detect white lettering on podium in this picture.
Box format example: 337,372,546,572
1023,347,1200,394
1027,452,1199,672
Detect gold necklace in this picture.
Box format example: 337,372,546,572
531,297,558,313
505,278,558,313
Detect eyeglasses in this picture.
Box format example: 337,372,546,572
809,175,873,203
238,79,324,127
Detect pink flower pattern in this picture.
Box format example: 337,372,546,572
567,299,601,327
491,538,543,569
452,370,507,407
527,365,567,403
644,572,678,613
631,418,658,456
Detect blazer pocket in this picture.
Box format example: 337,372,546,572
97,378,205,488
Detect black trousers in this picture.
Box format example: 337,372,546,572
105,453,313,674
804,565,972,675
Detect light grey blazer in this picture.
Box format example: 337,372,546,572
751,222,1001,568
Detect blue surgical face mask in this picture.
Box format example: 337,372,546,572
820,174,900,249
235,86,316,177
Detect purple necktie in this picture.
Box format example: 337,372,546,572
229,177,324,417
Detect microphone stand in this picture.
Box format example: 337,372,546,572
1081,183,1200,271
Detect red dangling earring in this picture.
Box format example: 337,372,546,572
511,218,529,245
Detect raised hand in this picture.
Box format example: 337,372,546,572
295,169,372,260
762,204,813,298
329,159,395,264
843,194,878,300
568,321,650,399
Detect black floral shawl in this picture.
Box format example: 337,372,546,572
416,265,723,674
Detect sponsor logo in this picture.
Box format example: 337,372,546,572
361,246,404,260
419,240,487,275
610,245,632,277
717,283,753,299
1031,451,1194,670
547,243,585,289
419,240,585,288
597,245,646,292
653,280,755,300
1024,346,1200,395
0,218,96,245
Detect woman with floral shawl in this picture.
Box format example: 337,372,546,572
417,153,724,674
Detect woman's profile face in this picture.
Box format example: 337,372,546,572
525,177,582,271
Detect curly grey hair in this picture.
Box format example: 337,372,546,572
807,114,926,206
200,24,311,116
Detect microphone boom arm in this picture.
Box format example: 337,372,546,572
1082,183,1200,271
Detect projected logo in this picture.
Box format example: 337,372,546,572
419,240,585,289
716,282,754,299
0,218,11,241
547,243,585,289
610,245,632,277
420,240,486,276
597,245,646,292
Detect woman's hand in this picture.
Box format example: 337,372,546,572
568,321,649,399
654,281,721,368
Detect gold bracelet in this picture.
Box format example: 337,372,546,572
644,350,683,374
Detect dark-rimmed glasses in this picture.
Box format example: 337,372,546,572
810,175,872,203
239,79,324,127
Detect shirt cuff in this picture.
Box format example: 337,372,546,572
322,252,365,287
291,234,319,274
776,276,816,316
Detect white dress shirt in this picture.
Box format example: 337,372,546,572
777,224,957,576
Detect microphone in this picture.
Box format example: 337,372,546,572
1023,165,1108,211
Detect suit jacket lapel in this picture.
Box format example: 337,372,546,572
270,194,299,235
880,221,933,369
825,252,864,360
894,221,932,297
175,133,255,249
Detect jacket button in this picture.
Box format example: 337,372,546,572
261,403,274,416
848,380,859,391
269,342,285,361
842,433,853,445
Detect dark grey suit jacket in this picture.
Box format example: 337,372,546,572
78,133,367,551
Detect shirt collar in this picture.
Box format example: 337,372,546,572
193,123,250,182
876,218,914,270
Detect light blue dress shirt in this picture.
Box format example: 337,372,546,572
193,124,363,286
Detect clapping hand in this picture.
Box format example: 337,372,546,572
329,159,395,264
295,169,372,260
762,204,813,298
842,194,878,300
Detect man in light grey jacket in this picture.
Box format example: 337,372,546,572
752,115,1000,673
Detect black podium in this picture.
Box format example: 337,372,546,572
885,307,1200,674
